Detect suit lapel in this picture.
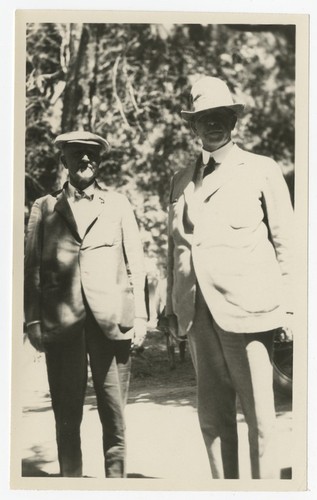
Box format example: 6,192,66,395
54,191,81,241
172,147,245,206
171,160,199,234
171,146,247,234
54,183,109,241
200,144,245,202
82,189,107,237
170,165,196,203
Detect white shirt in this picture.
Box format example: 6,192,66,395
202,140,234,169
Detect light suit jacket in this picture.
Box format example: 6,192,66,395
166,144,294,335
24,181,147,342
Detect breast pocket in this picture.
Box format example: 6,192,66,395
228,200,263,229
84,222,119,247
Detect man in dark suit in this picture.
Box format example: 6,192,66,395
24,131,148,478
166,77,294,479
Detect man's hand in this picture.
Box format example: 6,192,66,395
278,313,294,342
131,318,147,352
26,323,46,352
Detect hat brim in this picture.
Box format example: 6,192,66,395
181,104,245,122
55,138,110,153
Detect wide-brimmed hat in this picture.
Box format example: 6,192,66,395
54,131,110,152
181,76,245,122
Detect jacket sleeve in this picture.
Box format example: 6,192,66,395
120,196,148,319
24,199,43,325
262,160,294,314
166,176,175,316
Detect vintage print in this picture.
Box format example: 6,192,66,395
11,10,308,492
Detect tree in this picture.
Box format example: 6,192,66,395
25,22,295,276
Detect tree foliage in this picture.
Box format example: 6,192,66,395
25,22,295,276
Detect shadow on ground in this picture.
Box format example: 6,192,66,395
22,459,158,479
21,328,293,479
22,448,59,477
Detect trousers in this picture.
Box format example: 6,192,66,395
45,306,131,478
187,286,278,479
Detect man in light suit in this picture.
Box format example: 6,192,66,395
24,131,148,478
166,77,294,479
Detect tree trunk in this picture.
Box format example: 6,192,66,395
61,23,90,132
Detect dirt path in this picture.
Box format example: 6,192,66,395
18,330,293,484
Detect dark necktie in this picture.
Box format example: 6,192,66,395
195,156,216,191
203,156,216,178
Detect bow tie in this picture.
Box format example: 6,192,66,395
74,189,94,201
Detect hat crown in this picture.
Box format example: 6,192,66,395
54,130,110,152
190,77,236,112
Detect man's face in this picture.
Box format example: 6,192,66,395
193,109,236,152
61,143,102,189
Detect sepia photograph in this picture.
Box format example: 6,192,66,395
9,7,310,495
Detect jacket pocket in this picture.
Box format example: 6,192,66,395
229,207,263,229
84,222,118,247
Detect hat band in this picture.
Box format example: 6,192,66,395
66,139,102,147
192,95,236,113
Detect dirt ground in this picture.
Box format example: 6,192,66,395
19,329,293,484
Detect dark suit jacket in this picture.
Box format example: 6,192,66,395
24,181,147,342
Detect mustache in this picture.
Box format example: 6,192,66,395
78,162,95,172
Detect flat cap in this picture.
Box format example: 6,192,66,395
54,131,110,152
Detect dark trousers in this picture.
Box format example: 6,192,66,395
188,287,277,479
45,308,131,478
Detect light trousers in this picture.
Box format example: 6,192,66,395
187,287,278,479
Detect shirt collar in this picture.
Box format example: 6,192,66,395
202,141,234,166
67,181,96,198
